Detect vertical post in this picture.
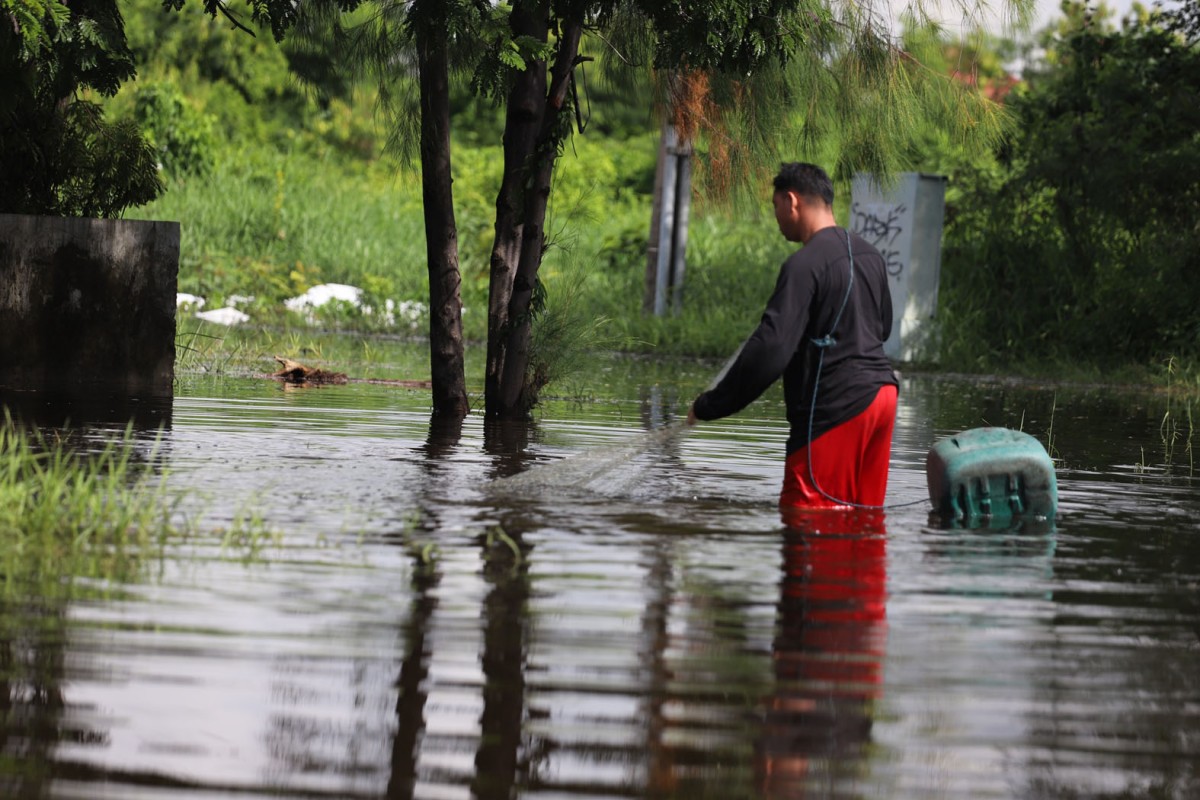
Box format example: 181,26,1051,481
645,123,694,317
643,123,671,315
652,125,679,317
669,141,692,314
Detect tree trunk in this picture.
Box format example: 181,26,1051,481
485,1,550,417
415,11,469,417
491,15,585,417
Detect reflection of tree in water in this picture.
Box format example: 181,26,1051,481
255,413,888,798
386,542,441,799
469,523,533,800
260,413,471,792
260,413,543,796
388,416,468,800
484,417,538,482
472,417,538,799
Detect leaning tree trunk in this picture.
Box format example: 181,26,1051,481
484,1,549,417
494,18,584,416
415,10,469,417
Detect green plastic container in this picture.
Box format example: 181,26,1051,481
925,427,1058,523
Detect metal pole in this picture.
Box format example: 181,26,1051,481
653,125,679,317
669,144,692,314
643,123,671,315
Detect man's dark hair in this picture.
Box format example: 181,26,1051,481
773,162,834,206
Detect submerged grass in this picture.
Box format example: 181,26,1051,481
0,418,176,590
0,415,287,593
1159,358,1196,476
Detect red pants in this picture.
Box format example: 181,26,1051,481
757,517,887,796
780,384,897,511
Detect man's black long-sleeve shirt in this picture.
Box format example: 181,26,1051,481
692,226,898,453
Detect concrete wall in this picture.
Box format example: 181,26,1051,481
0,214,179,396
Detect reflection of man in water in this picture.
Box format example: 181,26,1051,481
688,162,898,511
758,511,888,796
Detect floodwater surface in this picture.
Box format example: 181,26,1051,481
2,354,1198,799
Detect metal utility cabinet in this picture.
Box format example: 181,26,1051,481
850,173,946,363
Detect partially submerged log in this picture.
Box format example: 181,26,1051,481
269,356,433,390
272,357,348,386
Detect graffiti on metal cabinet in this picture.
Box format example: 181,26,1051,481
851,201,906,278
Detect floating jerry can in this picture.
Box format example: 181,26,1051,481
926,427,1057,522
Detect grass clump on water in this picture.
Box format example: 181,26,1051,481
0,418,176,590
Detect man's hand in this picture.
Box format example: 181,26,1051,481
686,405,699,426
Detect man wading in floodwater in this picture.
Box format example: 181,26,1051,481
687,162,899,513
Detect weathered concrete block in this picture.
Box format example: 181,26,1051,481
0,214,179,396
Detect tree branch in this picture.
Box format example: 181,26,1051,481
215,1,256,37
589,30,637,66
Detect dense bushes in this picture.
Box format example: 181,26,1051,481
938,7,1200,372
132,82,218,177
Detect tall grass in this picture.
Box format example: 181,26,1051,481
574,207,794,358
131,143,431,314
142,122,799,364
0,418,176,590
2,416,288,592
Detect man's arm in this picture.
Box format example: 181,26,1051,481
690,255,815,422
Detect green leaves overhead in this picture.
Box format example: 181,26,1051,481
638,0,832,72
160,0,1023,194
1,0,161,216
3,0,137,96
2,0,71,57
160,0,363,41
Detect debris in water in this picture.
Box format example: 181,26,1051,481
195,306,249,326
176,292,206,310
272,356,348,386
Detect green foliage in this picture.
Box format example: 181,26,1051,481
158,0,355,42
132,81,218,177
527,264,617,402
140,128,656,343
117,0,379,161
132,0,1200,388
636,0,830,73
1,0,70,55
0,0,161,217
0,418,174,589
129,142,431,314
595,1,1017,207
587,209,795,357
124,2,304,123
181,0,1017,206
1164,0,1200,42
938,3,1200,369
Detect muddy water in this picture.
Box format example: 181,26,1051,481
3,357,1199,799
